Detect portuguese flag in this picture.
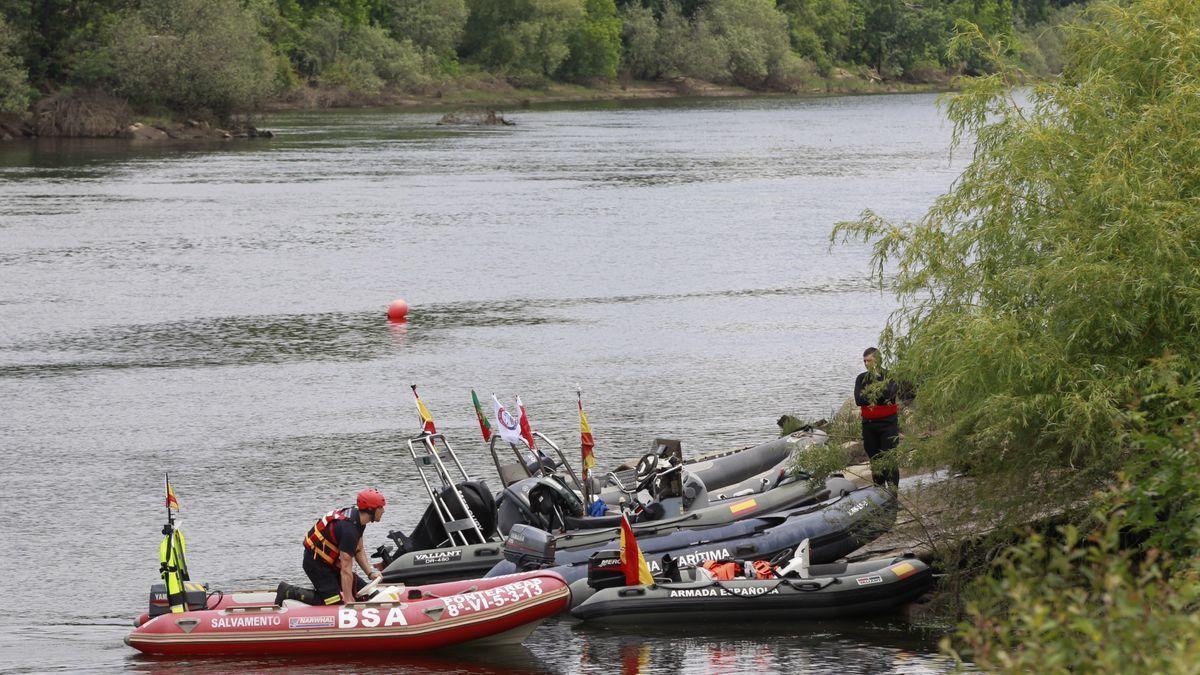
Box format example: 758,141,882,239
471,389,492,442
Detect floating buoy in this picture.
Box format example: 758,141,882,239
387,298,409,322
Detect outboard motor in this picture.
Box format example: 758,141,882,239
503,523,557,571
679,472,709,512
586,549,626,590
147,581,208,618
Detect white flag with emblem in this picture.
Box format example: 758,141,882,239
492,394,524,447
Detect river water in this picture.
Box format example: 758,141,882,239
0,93,965,673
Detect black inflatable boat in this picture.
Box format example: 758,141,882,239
570,553,932,623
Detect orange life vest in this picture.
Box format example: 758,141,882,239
701,560,741,581
304,507,357,568
750,560,776,580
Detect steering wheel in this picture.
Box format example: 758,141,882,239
634,452,659,492
356,575,382,599
768,547,794,569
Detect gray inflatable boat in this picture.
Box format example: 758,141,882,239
486,485,898,587
570,553,933,623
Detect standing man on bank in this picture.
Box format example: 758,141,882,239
855,347,901,489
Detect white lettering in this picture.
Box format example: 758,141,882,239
361,607,380,628
666,586,781,598
338,608,357,629
384,606,408,627
210,614,282,629
442,579,547,618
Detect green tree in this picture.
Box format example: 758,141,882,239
777,0,860,72
96,0,277,120
560,0,621,80
832,0,1200,534
462,0,586,79
618,2,660,77
297,8,437,93
376,0,468,54
854,0,949,78
0,13,29,113
699,0,801,89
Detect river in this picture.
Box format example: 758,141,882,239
0,93,966,673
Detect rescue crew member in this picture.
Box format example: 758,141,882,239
275,488,386,606
855,347,901,489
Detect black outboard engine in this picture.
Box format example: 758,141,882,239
586,549,626,590
147,581,208,618
502,523,557,571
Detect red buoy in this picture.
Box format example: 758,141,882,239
387,298,409,322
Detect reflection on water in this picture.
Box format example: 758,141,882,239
0,94,968,673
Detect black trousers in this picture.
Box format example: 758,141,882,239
302,552,366,605
861,420,901,488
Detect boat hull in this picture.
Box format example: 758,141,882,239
571,556,932,623
127,571,569,657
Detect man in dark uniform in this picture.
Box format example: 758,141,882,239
275,488,386,606
855,347,901,489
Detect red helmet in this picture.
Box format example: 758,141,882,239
357,488,386,511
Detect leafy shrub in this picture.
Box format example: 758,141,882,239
684,0,801,90
790,435,853,482
300,12,437,94
0,14,30,113
832,0,1200,518
619,3,660,78
463,0,586,78
951,509,1200,672
559,0,621,81
96,0,277,120
778,0,861,74
377,0,469,55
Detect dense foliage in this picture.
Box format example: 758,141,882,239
0,0,1082,121
834,0,1200,667
0,13,28,113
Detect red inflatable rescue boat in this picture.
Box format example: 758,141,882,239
126,570,569,657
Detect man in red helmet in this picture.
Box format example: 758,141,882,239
276,488,386,606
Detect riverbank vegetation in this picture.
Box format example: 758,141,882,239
0,0,1084,134
833,0,1200,667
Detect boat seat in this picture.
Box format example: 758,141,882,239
806,562,849,577
281,599,307,608
498,462,529,487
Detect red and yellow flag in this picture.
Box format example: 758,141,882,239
411,384,436,434
578,391,596,479
165,481,180,511
619,515,654,586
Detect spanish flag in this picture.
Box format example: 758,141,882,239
578,390,597,480
165,480,180,511
411,384,436,434
619,515,654,586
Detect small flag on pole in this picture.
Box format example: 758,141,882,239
492,394,524,447
578,389,597,481
516,395,535,450
619,515,654,586
165,483,180,511
471,389,493,442
412,384,436,434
